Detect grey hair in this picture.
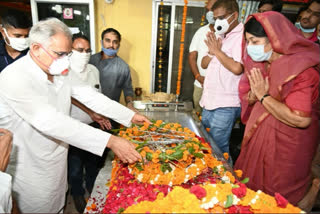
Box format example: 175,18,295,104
29,18,72,47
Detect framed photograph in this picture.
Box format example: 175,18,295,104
63,8,73,19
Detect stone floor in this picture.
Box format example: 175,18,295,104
64,186,90,214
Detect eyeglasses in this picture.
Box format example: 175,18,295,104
51,49,73,58
213,13,232,21
72,48,92,54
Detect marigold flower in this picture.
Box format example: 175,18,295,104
166,150,174,155
234,169,243,178
143,121,150,128
223,152,229,160
140,150,146,158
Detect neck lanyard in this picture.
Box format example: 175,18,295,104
3,56,9,65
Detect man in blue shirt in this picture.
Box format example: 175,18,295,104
0,10,31,72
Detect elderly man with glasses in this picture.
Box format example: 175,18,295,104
0,18,149,213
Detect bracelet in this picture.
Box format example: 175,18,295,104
195,73,200,80
207,53,214,58
260,93,270,104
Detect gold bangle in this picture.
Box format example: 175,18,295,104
195,73,200,80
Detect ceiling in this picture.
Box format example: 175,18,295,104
0,0,31,13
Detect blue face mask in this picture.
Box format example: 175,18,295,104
295,22,316,33
102,46,118,56
101,41,118,56
247,44,273,62
206,11,215,25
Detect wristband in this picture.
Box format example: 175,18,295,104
195,73,200,80
260,93,270,104
207,53,214,58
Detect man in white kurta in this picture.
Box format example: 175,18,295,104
0,171,12,213
0,18,146,213
188,0,216,114
0,128,13,213
68,34,112,212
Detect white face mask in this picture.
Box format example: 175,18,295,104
3,28,29,51
37,45,70,75
206,11,215,25
69,50,91,73
214,13,236,35
49,56,70,75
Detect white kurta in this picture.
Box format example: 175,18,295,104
70,64,101,124
0,172,12,213
189,24,211,88
0,53,135,213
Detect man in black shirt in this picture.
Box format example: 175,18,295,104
0,10,31,72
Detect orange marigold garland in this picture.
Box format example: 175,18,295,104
157,0,164,91
200,0,207,26
176,0,188,96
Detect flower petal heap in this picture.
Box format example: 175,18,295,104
102,161,172,214
87,120,303,214
120,120,232,186
125,183,302,213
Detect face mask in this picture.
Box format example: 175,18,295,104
34,45,70,75
3,28,29,51
214,13,235,35
206,11,215,25
102,46,118,57
295,22,316,33
101,41,118,57
70,50,91,73
48,56,70,75
247,44,273,62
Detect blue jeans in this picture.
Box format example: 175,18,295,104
202,107,241,154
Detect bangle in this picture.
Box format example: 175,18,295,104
195,73,200,80
260,93,270,104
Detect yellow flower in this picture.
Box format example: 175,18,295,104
234,169,243,178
